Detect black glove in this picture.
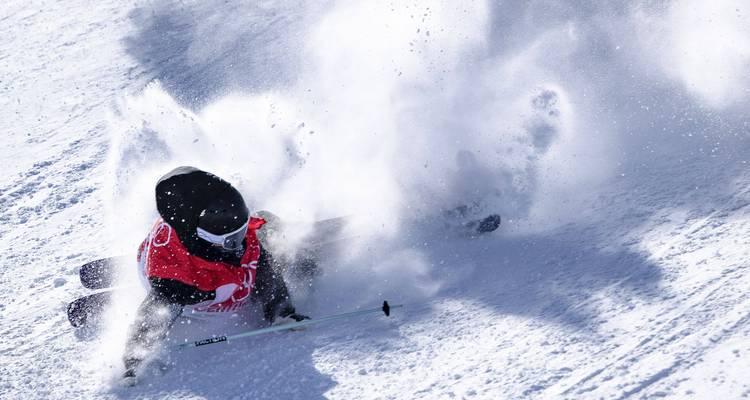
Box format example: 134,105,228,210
278,304,310,322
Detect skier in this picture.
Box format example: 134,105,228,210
122,166,308,382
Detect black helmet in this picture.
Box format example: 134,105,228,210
155,166,252,259
196,191,249,251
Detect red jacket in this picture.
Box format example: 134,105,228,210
137,217,266,315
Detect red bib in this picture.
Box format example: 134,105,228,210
137,217,266,315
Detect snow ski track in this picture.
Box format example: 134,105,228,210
557,197,750,398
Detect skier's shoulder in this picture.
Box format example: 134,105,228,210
248,216,266,230
145,220,192,263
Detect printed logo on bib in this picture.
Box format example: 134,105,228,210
242,260,258,270
191,299,249,314
191,269,254,314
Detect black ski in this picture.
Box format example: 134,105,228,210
471,213,501,234
79,256,128,289
441,204,502,236
79,257,112,289
67,291,113,328
68,256,122,328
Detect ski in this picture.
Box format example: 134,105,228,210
69,256,125,328
471,213,501,234
74,213,498,292
67,291,112,328
440,203,502,236
79,256,128,289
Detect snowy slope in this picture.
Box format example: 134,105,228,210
2,1,750,399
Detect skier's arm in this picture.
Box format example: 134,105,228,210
148,277,216,304
253,247,309,323
122,278,215,378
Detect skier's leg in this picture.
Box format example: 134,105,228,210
252,247,297,323
123,290,182,380
254,210,282,251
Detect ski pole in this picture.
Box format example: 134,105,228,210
174,301,402,349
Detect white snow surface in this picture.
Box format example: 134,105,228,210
2,1,750,399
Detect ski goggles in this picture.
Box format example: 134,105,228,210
196,223,248,250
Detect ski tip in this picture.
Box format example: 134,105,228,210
477,214,501,233
67,301,82,328
382,301,391,317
